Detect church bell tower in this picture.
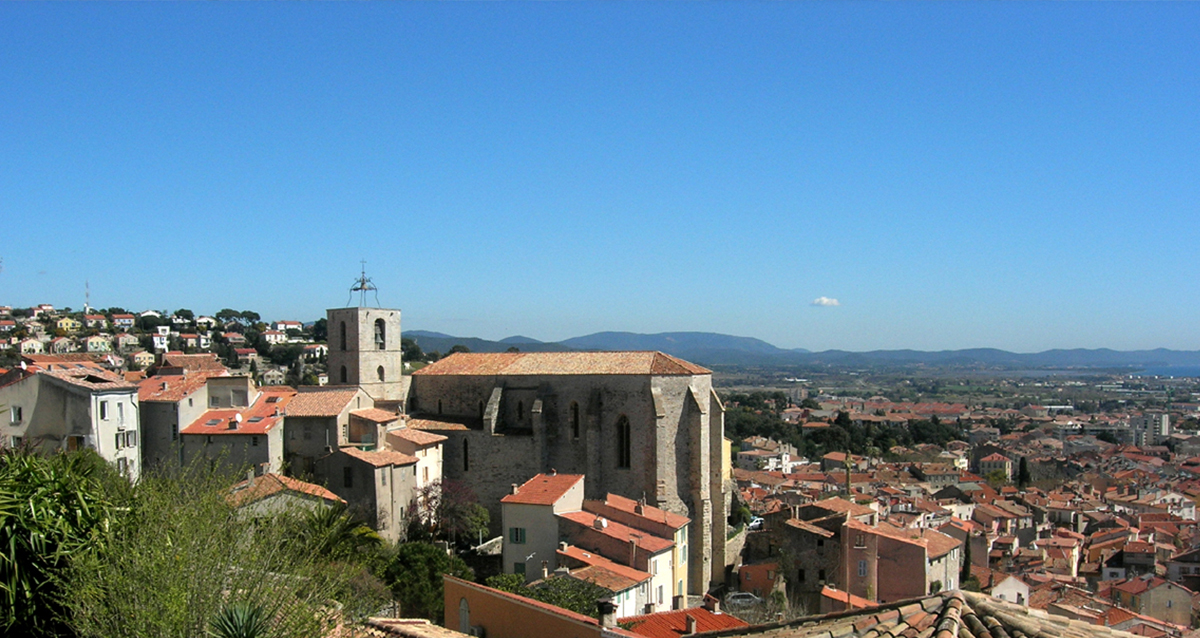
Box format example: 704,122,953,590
326,265,404,401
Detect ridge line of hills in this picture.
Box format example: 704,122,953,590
402,330,1200,370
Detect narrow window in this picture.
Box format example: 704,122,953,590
858,560,867,577
438,400,443,415
340,366,348,384
339,321,347,351
571,402,580,439
382,469,387,486
374,318,386,350
517,401,524,422
478,400,485,419
509,527,526,544
343,466,353,488
252,436,259,447
819,569,826,582
118,403,124,421
9,407,22,423
100,401,109,420
377,365,385,382
617,415,632,468
114,433,122,449
463,439,469,472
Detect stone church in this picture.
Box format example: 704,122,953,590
326,304,732,593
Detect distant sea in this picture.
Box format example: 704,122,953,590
1135,366,1200,378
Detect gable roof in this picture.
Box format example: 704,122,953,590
227,473,344,508
412,351,710,376
590,493,691,529
286,387,361,417
501,472,585,505
339,446,417,467
389,427,449,446
620,607,749,638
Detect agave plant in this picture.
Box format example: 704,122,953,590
209,602,271,638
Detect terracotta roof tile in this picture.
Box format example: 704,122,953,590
591,493,690,529
407,416,475,431
501,472,585,505
139,371,224,402
619,607,749,638
412,351,710,376
286,388,361,417
181,387,295,435
339,446,417,467
389,428,449,446
558,545,651,586
351,407,400,423
558,511,674,553
227,473,345,508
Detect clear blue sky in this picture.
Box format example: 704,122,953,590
2,3,1198,352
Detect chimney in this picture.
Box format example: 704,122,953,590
548,467,557,476
593,516,607,530
559,541,569,553
541,560,549,579
635,497,646,516
228,419,238,430
246,468,255,487
597,598,616,628
629,538,638,566
686,614,698,635
703,593,720,613
511,483,520,495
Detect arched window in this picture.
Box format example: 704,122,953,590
374,318,386,350
340,366,348,384
463,438,470,472
616,415,631,468
458,598,470,632
339,322,347,351
377,365,385,382
570,402,580,439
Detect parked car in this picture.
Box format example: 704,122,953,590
748,517,764,531
725,592,763,609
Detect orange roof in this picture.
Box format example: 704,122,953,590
389,427,449,446
619,607,748,638
559,511,674,553
227,473,345,508
351,407,399,423
501,472,584,505
138,371,223,402
286,387,361,417
412,351,710,376
339,446,417,467
593,493,690,529
159,353,227,373
407,416,474,431
820,585,877,611
558,545,651,586
181,387,295,435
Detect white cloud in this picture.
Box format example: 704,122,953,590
811,297,840,307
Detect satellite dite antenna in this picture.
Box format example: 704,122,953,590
346,260,381,308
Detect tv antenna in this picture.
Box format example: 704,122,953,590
346,260,381,308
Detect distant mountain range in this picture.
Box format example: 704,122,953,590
402,330,1200,371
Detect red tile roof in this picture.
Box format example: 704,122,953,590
339,446,417,467
559,511,675,553
501,472,585,505
558,545,651,586
592,493,690,529
389,427,449,446
412,351,710,376
286,388,360,417
227,473,345,508
139,371,224,402
351,407,400,423
618,607,748,638
160,353,227,373
181,387,295,435
407,417,475,431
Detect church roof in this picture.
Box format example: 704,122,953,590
412,351,710,377
695,590,1149,638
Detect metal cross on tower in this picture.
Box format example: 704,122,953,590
347,260,381,307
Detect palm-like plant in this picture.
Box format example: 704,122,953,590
297,504,381,561
208,603,270,638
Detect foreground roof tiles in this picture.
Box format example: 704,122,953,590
620,606,749,638
694,591,1147,638
412,351,710,376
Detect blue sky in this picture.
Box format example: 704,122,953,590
2,3,1198,352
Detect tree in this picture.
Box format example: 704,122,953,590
960,535,973,583
401,338,425,363
311,318,328,342
405,481,489,547
0,449,114,637
384,542,472,622
484,574,610,618
800,398,821,410
1017,457,1032,489
215,308,240,324
448,344,470,355
174,308,195,321
240,310,261,326
291,503,382,563
63,464,388,637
